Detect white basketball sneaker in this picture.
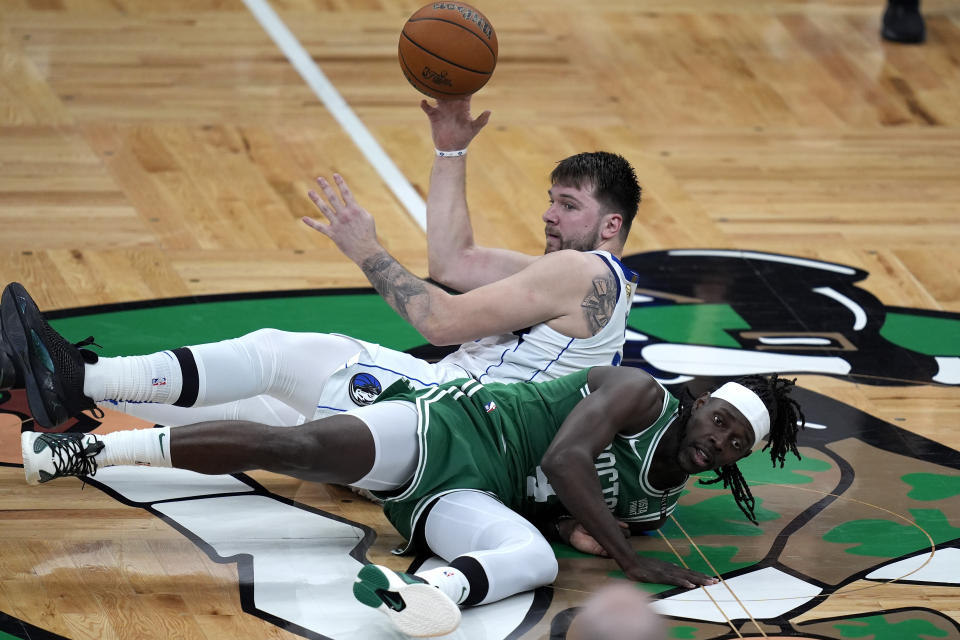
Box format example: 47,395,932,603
353,564,461,637
21,431,105,485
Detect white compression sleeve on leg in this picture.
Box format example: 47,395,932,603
189,329,365,416
422,490,558,605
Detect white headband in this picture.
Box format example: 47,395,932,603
710,382,770,447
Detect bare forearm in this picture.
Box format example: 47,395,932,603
544,458,637,570
426,157,475,282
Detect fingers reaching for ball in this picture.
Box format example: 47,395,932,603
421,96,492,150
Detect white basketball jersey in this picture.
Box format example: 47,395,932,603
438,250,638,383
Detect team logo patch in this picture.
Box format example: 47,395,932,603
348,372,382,406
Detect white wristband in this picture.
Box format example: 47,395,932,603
435,148,468,157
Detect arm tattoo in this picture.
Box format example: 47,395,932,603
360,250,430,324
581,273,617,334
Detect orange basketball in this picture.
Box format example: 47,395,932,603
398,2,498,99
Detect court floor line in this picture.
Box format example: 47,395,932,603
656,529,744,638
669,516,768,637
242,0,427,230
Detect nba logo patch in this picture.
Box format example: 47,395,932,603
349,372,382,406
484,401,496,413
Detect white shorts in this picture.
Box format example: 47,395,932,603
310,335,472,419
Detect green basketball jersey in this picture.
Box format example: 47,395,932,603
520,389,684,525
371,369,685,550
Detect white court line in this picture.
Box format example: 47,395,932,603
243,0,427,230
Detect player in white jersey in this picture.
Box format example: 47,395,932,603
0,98,642,430
439,249,635,384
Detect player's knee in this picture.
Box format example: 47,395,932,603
530,539,559,585
475,522,558,587
241,327,288,347
262,425,321,464
232,328,288,364
496,524,558,583
500,531,558,586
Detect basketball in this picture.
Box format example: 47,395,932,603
398,2,498,99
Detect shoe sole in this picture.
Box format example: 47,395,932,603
21,431,42,486
1,283,57,428
881,29,925,43
353,564,460,637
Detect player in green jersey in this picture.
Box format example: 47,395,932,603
22,365,803,637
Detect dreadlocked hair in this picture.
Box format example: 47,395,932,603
683,374,806,525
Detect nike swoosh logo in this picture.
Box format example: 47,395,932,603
380,591,405,612
158,432,166,459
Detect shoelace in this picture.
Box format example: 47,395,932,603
46,435,105,479
72,336,102,363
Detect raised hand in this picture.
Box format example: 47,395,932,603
303,174,379,263
420,96,491,151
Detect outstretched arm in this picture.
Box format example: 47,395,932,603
540,367,719,589
422,97,538,291
303,174,601,345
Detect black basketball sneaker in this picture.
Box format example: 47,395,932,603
1,282,102,428
0,321,21,391
881,0,926,44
